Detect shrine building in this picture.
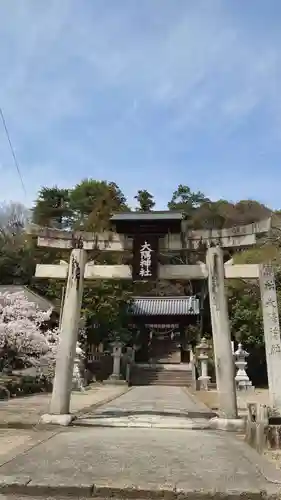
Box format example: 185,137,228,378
110,211,201,386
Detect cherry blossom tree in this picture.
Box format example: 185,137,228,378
0,291,59,375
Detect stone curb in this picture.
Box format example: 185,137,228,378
0,480,277,499
73,419,210,430
0,385,131,430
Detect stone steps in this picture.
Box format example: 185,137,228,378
130,366,193,386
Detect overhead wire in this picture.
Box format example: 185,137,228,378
0,107,26,198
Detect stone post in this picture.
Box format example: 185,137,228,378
189,346,194,364
196,337,211,390
110,341,123,381
234,343,253,391
259,264,281,412
125,347,134,383
206,247,238,419
189,347,197,389
44,248,87,424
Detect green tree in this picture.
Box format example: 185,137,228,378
187,199,271,230
83,281,134,346
134,189,155,212
30,179,132,346
69,179,128,231
0,202,35,285
191,201,225,229
227,278,268,386
32,186,71,228
66,180,133,342
234,200,271,225
168,184,209,215
227,240,281,386
228,281,264,346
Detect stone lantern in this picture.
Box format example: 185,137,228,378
196,337,211,390
72,342,85,391
234,343,253,391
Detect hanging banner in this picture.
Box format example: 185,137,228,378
132,234,159,281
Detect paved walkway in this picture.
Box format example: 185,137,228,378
0,425,280,496
0,384,128,428
77,386,215,428
0,386,281,497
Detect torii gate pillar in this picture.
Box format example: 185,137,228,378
206,247,238,419
41,248,87,425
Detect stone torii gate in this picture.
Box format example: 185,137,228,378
28,216,281,426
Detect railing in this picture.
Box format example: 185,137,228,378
86,351,112,382
87,352,105,362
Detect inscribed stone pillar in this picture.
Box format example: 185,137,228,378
259,264,281,411
206,247,237,418
50,248,87,415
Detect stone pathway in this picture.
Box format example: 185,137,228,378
0,386,280,497
0,384,128,428
0,429,57,467
0,426,280,497
76,386,215,428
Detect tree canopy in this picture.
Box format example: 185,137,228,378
134,190,155,212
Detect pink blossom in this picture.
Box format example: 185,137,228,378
0,291,59,372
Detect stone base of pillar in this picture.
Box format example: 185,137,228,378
208,417,246,432
198,375,211,390
40,413,76,426
104,377,127,385
237,380,255,392
109,373,122,380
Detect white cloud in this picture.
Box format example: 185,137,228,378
0,0,280,207
1,0,278,128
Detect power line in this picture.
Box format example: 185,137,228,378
0,107,26,197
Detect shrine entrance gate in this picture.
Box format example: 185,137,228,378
28,212,281,424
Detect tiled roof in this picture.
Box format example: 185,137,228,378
0,285,55,312
111,211,183,222
131,296,199,316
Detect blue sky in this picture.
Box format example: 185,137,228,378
0,0,281,210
